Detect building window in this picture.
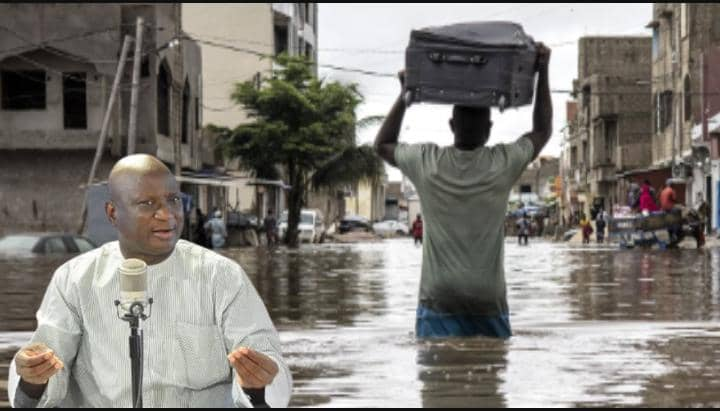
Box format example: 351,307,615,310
684,75,692,122
604,119,617,164
63,72,87,129
306,43,313,60
660,90,673,131
181,79,190,144
654,93,660,133
141,56,150,78
582,141,588,165
571,146,578,167
274,24,288,56
1,70,46,110
157,63,170,136
195,97,200,130
652,27,660,60
582,86,591,110
668,18,675,54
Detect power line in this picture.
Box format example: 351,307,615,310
0,23,168,59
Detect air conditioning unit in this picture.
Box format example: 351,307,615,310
671,162,692,179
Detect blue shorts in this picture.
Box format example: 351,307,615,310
416,305,512,339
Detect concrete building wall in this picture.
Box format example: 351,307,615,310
650,3,720,167
0,4,122,75
183,3,318,130
306,187,346,225
0,4,204,234
0,51,105,149
0,150,115,235
345,179,386,222
0,4,203,168
578,37,652,80
512,157,559,201
573,36,652,212
407,197,422,228
182,3,274,129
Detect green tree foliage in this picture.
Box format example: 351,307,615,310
214,54,384,247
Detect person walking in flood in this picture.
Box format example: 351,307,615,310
204,210,228,249
595,208,607,244
516,213,530,246
580,215,593,244
375,44,552,339
639,180,659,214
412,214,424,245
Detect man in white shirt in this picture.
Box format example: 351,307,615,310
8,154,292,407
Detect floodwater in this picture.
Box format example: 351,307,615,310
2,239,720,407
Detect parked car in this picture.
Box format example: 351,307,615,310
339,215,372,234
227,211,258,229
0,233,97,256
278,209,326,243
510,205,545,218
372,220,410,237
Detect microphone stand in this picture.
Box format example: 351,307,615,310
114,298,153,408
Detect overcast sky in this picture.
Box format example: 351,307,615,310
317,3,654,181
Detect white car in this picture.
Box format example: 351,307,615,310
278,209,325,243
372,220,410,237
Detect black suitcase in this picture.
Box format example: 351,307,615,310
405,21,537,111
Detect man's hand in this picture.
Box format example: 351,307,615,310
535,42,551,71
227,347,279,389
15,343,64,386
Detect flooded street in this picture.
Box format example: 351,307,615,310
3,239,720,407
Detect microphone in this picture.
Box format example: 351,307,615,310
116,258,151,317
114,258,153,409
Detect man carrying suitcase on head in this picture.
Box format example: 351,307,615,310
375,43,552,339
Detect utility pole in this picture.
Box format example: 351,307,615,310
128,17,144,155
78,34,133,234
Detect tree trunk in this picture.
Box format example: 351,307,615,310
286,162,304,248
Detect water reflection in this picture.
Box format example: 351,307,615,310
224,245,389,329
0,255,68,331
563,249,718,321
2,240,720,407
418,339,507,408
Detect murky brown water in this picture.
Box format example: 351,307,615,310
2,240,720,407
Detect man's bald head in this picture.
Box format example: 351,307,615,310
108,154,174,203
105,154,183,264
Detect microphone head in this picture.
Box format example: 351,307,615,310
118,258,147,308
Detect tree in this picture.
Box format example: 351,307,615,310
214,54,384,248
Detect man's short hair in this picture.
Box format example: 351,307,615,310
452,105,491,123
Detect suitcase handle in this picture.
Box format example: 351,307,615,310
428,52,487,65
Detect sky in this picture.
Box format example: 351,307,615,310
317,3,654,181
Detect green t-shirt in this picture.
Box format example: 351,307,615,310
395,137,534,316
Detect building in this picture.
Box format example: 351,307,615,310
182,3,318,222
0,4,203,235
345,176,387,223
568,36,653,218
384,182,402,221
692,45,720,232
510,156,559,206
560,101,586,225
647,3,720,231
